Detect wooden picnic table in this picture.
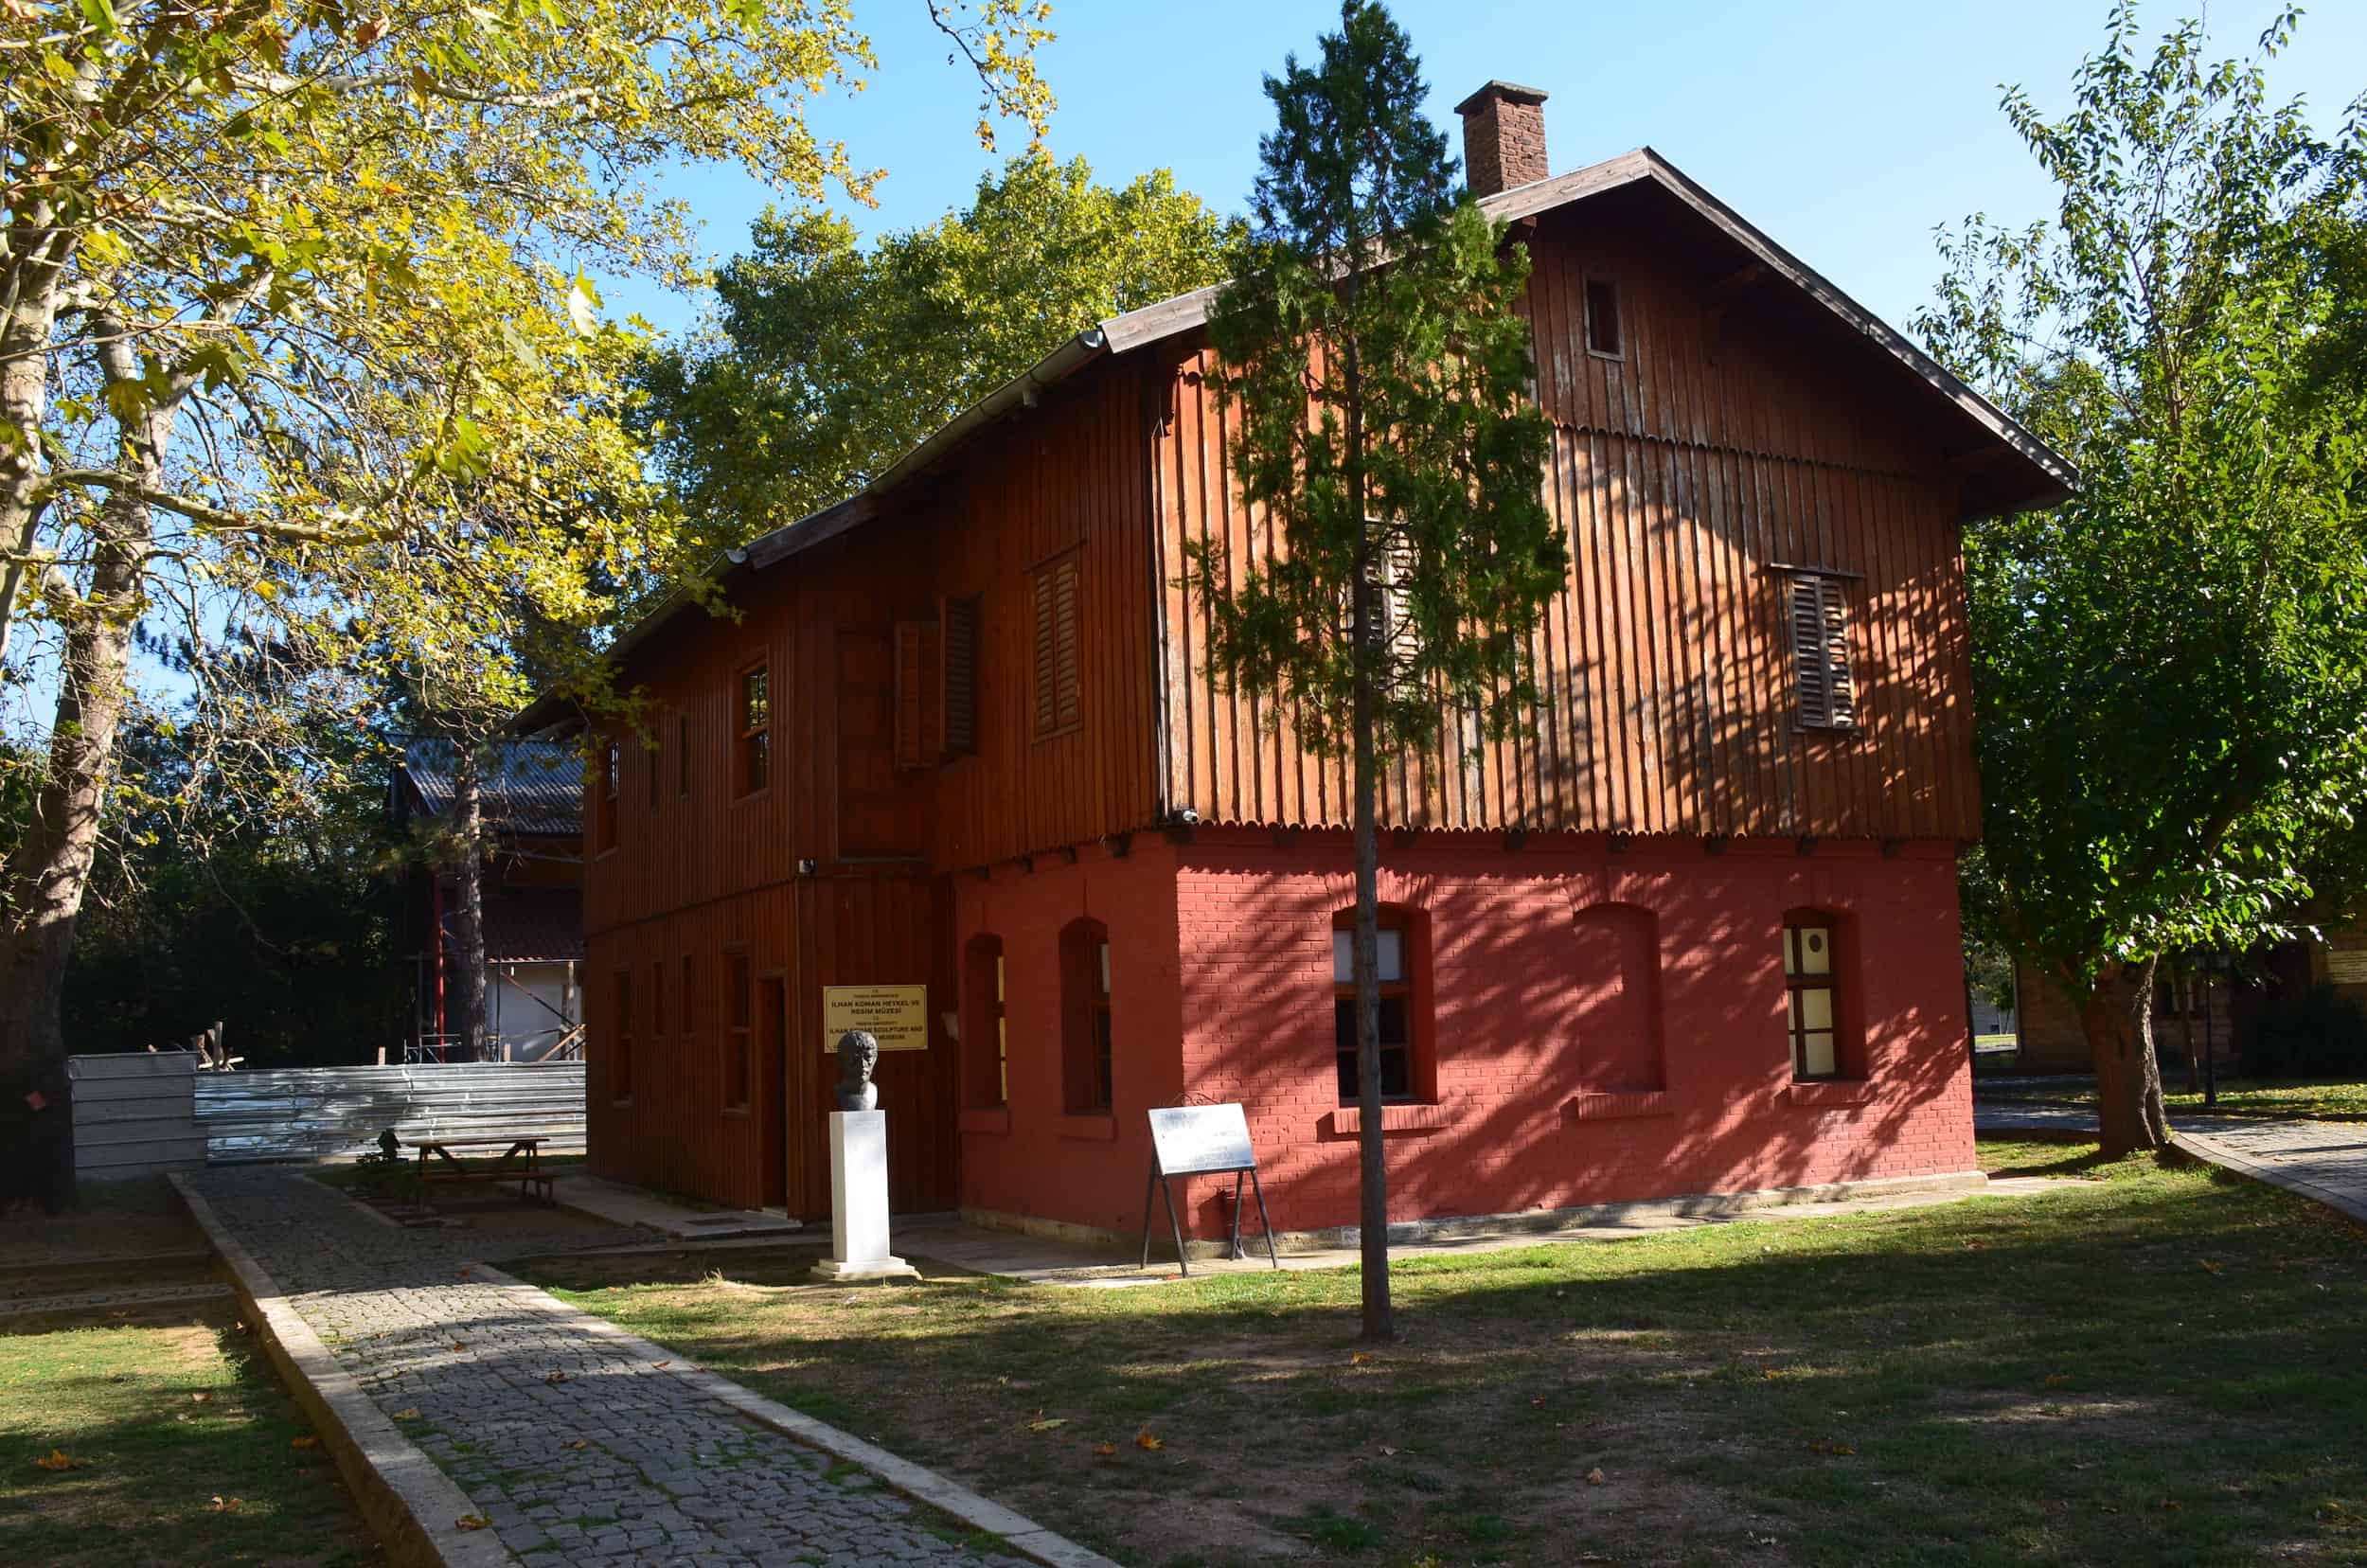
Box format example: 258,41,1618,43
405,1135,555,1208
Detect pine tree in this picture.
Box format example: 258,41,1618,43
1190,1,1565,1341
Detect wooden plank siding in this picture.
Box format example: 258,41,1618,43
927,362,1164,872
582,875,953,1217
578,366,1162,1213
1150,199,1984,844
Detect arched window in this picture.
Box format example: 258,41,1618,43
965,935,1007,1109
1059,919,1112,1114
1333,907,1429,1105
1782,913,1853,1080
1571,903,1664,1093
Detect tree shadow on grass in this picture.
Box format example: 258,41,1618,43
507,1169,2367,1567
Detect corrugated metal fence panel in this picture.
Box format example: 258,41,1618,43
67,1054,206,1179
194,1063,586,1163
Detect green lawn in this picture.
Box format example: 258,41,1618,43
516,1141,2367,1567
0,1305,379,1566
1986,1076,2367,1121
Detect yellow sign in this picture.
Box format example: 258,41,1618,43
822,985,930,1052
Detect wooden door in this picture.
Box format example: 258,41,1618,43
760,975,789,1210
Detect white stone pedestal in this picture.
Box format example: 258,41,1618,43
814,1110,918,1281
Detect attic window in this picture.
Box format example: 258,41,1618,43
1031,553,1082,740
596,739,620,853
1786,572,1857,730
1585,278,1622,358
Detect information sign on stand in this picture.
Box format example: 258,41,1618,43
1141,1104,1278,1276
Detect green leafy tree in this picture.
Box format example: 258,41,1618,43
1187,1,1564,1340
0,0,1053,1203
641,153,1239,548
62,715,405,1069
1920,4,2367,1154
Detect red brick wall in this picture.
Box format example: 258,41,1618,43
951,837,1184,1234
954,829,1976,1240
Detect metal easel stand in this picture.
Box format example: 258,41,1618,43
1140,1159,1279,1277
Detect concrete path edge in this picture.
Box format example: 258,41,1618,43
169,1173,518,1568
2175,1130,2367,1226
464,1262,1120,1568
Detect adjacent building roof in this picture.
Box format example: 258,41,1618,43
464,890,585,964
395,737,581,836
519,146,2076,733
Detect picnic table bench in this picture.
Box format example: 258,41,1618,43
405,1134,555,1208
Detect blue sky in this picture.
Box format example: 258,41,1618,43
605,0,2365,347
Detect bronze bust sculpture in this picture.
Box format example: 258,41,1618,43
835,1029,881,1112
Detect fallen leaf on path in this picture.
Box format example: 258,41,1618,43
1585,1467,1607,1486
455,1514,490,1531
2043,1373,2072,1389
392,1409,420,1421
2200,1259,2223,1274
1135,1430,1164,1452
450,1342,467,1352
652,1361,670,1369
1349,1351,1374,1365
1379,1446,1398,1457
291,1435,319,1450
1026,1417,1067,1433
1963,1239,1990,1251
1091,1443,1116,1457
207,1495,242,1513
35,1449,80,1472
190,1392,212,1403
544,1371,569,1383
565,1439,590,1451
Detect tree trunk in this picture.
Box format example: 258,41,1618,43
0,203,67,663
1343,326,1393,1344
2084,955,2170,1155
451,746,490,1062
0,477,149,1208
0,316,181,1204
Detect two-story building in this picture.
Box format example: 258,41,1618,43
524,82,2073,1239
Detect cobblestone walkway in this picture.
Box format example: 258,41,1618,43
188,1167,1031,1568
1976,1095,2367,1224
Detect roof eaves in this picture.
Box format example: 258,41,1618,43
739,327,1112,571
1611,148,2075,503
1096,145,2074,507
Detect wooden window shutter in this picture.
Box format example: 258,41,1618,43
894,619,940,771
1031,554,1081,739
941,596,979,757
1788,573,1856,729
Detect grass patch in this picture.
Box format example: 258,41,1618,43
0,1304,377,1565
514,1140,2367,1566
1985,1076,2367,1122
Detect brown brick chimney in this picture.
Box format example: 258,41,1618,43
1454,80,1550,197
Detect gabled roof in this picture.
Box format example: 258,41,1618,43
395,738,581,836
518,146,2073,733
